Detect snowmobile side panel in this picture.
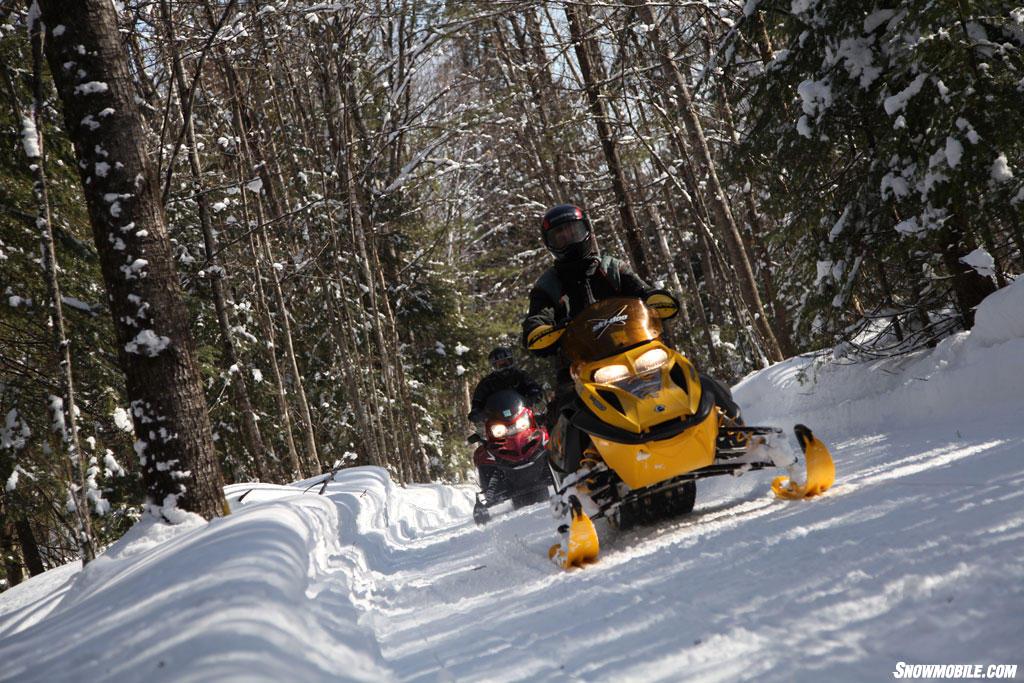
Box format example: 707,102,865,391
590,407,719,490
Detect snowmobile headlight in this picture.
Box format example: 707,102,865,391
634,348,669,374
490,423,508,439
592,364,630,384
513,413,531,434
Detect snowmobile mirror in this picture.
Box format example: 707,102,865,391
645,290,680,320
467,433,482,444
527,324,565,351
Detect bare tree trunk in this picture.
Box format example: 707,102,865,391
1,508,23,587
38,0,227,519
630,0,783,362
159,0,268,481
26,19,96,562
564,2,651,279
255,213,322,476
238,184,302,480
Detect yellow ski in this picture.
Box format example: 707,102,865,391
549,495,600,569
772,424,835,499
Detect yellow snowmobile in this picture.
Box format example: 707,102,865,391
527,293,835,569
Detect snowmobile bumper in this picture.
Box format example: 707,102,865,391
772,424,835,499
588,407,719,490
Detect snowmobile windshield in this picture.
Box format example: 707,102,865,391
562,297,663,363
544,219,589,250
482,389,527,423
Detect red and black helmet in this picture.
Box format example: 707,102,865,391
541,204,594,262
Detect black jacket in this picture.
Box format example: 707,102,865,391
470,368,544,418
521,255,650,355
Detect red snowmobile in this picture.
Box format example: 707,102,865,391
470,389,553,524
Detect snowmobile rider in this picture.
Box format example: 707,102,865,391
520,203,740,448
467,347,545,424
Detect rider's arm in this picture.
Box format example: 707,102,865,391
469,377,491,417
614,259,652,297
516,370,545,402
521,286,559,356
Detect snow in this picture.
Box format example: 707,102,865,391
112,406,133,432
990,153,1013,182
863,9,895,34
880,172,909,199
796,114,813,138
61,295,96,315
73,81,109,96
790,0,817,15
124,329,171,357
883,73,928,115
959,247,996,278
944,136,963,168
836,36,880,88
797,78,832,117
894,216,922,235
828,206,849,242
120,258,148,280
20,115,40,158
48,395,66,437
2,284,1023,680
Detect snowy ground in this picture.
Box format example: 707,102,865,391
1,280,1022,682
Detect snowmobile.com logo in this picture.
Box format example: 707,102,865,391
892,662,1018,679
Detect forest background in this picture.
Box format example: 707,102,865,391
1,0,1021,588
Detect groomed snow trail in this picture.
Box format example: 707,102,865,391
1,278,1022,681
284,419,1022,682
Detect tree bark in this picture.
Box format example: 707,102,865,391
159,0,268,481
26,18,96,562
15,516,45,576
630,0,783,362
1,509,23,587
564,2,651,280
38,0,227,519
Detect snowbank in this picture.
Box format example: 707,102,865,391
734,277,1024,435
0,468,473,682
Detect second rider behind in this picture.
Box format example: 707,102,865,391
468,347,544,424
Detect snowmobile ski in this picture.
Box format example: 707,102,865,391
771,424,835,499
548,495,599,569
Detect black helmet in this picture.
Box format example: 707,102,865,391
488,346,515,372
541,204,594,262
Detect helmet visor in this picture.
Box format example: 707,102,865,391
544,219,589,250
492,356,514,371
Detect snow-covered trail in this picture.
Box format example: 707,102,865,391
296,417,1023,682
